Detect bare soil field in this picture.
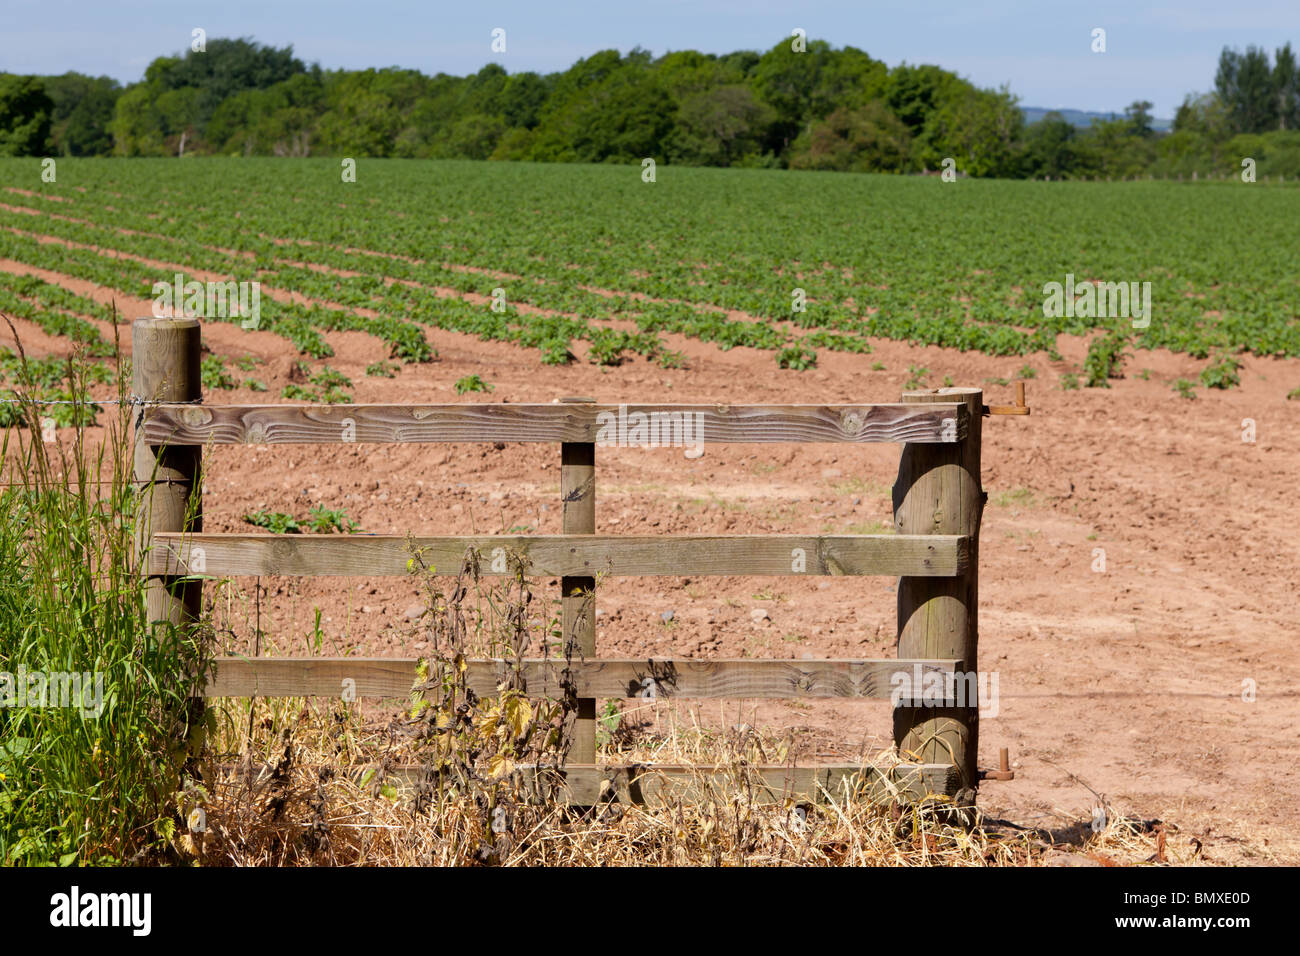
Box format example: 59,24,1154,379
3,263,1298,865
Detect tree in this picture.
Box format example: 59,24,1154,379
752,38,833,147
500,72,550,129
161,37,305,133
488,126,536,161
788,100,911,172
1237,47,1278,132
1217,45,1278,133
1073,117,1153,179
1274,43,1299,130
205,79,320,155
567,66,676,163
883,63,962,136
316,82,401,156
535,49,624,126
810,46,888,118
655,50,732,100
1020,111,1077,178
1174,92,1231,139
0,75,54,156
111,84,167,155
529,59,676,163
1125,99,1155,137
719,50,761,79
669,85,773,166
1163,93,1231,175
427,112,502,160
42,73,121,156
155,87,201,154
458,63,508,115
1155,128,1215,178
920,84,1023,176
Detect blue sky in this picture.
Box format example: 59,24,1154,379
3,1,1299,116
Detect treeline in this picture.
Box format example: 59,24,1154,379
1,36,1299,179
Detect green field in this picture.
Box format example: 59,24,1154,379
1,158,1297,367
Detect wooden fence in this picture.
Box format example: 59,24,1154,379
133,316,988,807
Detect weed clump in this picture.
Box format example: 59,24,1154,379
1084,329,1130,387
0,316,206,865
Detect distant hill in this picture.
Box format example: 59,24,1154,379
1021,106,1173,131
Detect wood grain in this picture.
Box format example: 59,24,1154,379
561,403,597,764
132,317,205,756
363,762,960,805
201,656,961,700
893,387,984,796
149,532,969,578
140,402,968,445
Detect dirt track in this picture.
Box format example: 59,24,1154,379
4,256,1298,865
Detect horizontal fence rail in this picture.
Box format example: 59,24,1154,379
151,533,970,578
203,657,963,700
370,763,961,806
141,401,968,445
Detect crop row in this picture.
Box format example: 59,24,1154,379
0,159,1295,367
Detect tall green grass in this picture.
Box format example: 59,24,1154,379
0,325,205,865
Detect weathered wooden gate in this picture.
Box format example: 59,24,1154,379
134,316,992,805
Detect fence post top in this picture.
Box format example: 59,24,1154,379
132,316,201,332
901,387,982,402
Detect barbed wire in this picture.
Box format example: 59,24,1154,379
0,394,205,431
0,398,123,406
0,396,204,406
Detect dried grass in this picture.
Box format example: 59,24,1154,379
189,691,1194,868
182,547,1196,867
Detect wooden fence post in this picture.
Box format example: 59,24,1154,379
892,387,983,800
560,397,596,765
133,317,204,749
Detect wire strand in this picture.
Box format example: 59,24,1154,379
0,395,205,406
